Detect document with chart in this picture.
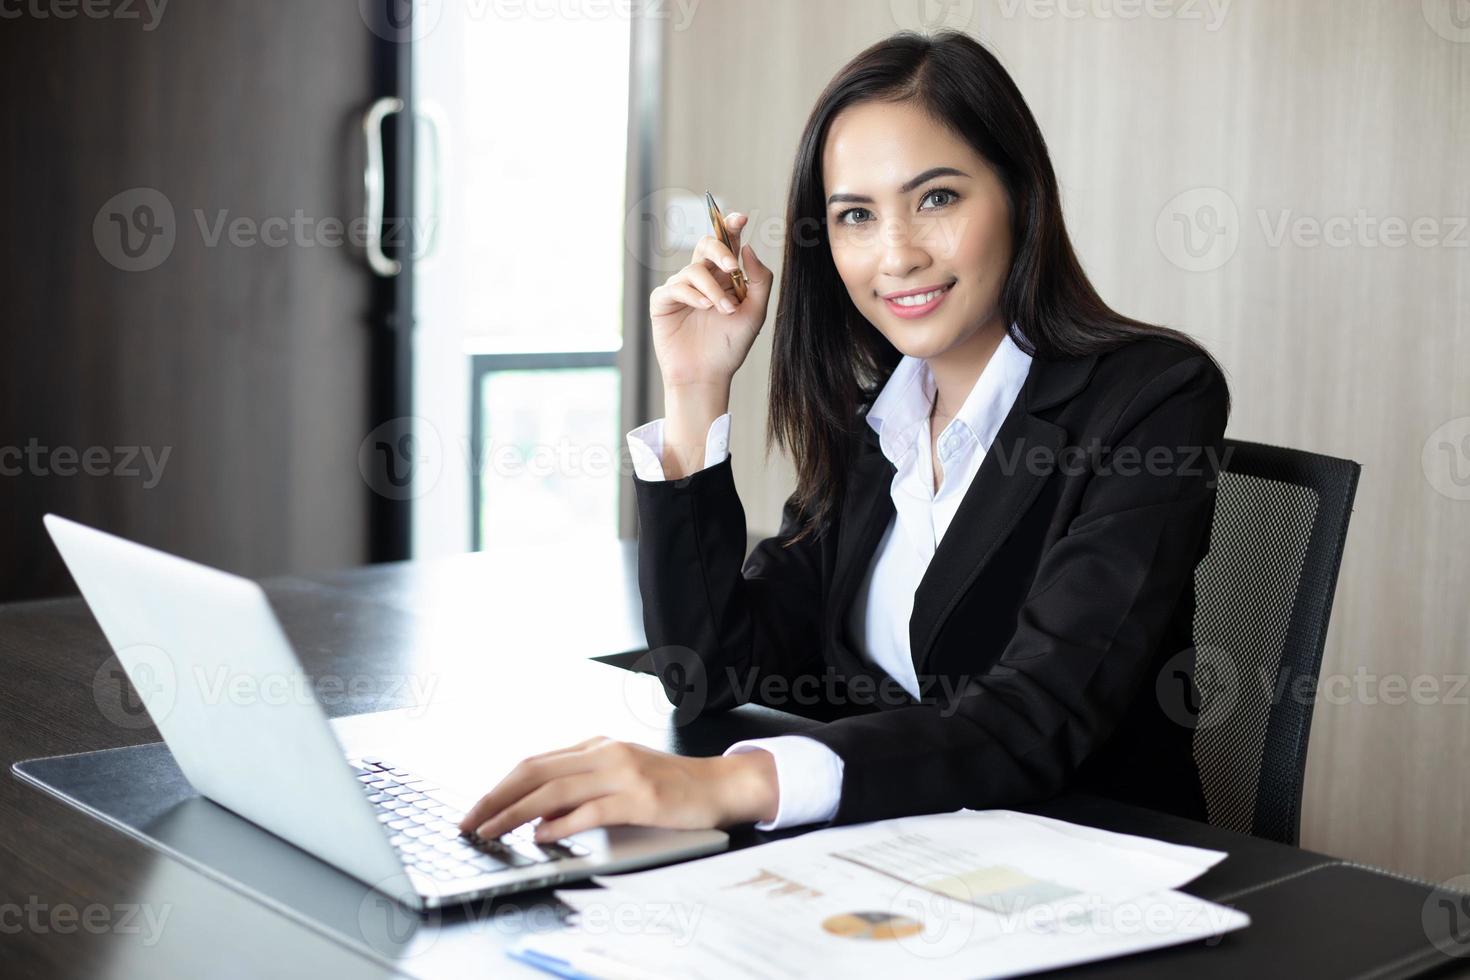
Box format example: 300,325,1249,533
511,809,1249,979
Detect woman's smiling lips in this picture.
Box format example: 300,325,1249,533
881,280,956,319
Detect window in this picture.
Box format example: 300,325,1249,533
413,8,632,555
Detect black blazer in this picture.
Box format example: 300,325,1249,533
634,336,1229,827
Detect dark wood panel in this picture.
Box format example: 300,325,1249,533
0,0,381,600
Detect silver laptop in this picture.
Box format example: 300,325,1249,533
43,514,728,911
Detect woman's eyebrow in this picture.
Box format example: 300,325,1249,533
826,166,970,206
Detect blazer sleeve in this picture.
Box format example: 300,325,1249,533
799,353,1230,825
634,457,827,718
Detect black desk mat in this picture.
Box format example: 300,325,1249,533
15,740,1465,979
1032,862,1470,979
12,741,578,978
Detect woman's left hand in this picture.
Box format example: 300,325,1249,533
457,737,778,844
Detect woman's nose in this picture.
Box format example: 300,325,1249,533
878,244,929,281
874,218,931,278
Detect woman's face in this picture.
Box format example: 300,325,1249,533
822,99,1013,362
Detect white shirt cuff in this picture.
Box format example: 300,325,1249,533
625,414,731,482
724,735,844,830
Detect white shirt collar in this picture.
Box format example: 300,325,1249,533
865,325,1034,469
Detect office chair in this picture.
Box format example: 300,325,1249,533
1189,438,1362,846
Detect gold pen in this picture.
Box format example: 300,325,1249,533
704,190,747,304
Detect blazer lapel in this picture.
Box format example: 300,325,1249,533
907,351,1099,674
826,432,896,646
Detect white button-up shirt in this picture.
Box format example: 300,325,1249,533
626,327,1033,828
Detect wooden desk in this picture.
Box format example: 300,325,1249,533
2,543,1464,978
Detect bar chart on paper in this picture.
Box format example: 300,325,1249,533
832,831,1080,912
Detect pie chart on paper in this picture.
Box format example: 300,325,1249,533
820,910,925,941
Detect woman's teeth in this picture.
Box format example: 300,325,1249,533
890,285,952,306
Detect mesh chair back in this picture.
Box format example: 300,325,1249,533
1190,438,1361,845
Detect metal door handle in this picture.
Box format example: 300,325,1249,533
363,96,406,277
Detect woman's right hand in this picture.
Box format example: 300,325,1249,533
648,212,774,390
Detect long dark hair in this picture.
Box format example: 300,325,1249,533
767,30,1228,540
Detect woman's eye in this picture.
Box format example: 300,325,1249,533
921,187,959,210
835,188,958,227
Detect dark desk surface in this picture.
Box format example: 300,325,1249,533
2,542,1466,979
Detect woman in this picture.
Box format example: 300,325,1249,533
461,30,1229,845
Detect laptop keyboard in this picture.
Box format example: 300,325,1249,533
349,756,590,883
